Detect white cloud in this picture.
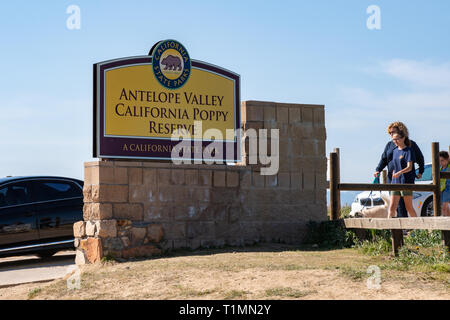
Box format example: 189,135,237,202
380,59,450,88
335,59,450,118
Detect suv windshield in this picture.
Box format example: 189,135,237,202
416,165,432,182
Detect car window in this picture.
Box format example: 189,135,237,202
0,183,31,207
416,165,432,182
32,181,82,202
0,187,6,207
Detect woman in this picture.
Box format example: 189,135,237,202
374,122,424,217
388,132,417,218
440,151,450,216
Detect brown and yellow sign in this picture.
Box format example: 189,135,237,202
93,40,241,161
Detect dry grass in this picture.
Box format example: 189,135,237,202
0,243,448,300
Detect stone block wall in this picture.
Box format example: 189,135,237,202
75,101,327,264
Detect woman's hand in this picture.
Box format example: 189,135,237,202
374,172,380,178
392,171,401,179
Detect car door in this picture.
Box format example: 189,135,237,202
414,164,433,215
415,164,432,184
0,181,39,246
31,179,83,241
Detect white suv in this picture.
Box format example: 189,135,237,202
350,163,434,217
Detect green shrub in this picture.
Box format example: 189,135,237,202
353,229,392,255
355,228,449,273
404,230,441,247
367,229,392,241
305,220,357,249
101,252,116,263
391,246,450,272
357,238,392,256
340,206,352,219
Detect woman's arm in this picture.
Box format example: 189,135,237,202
392,161,413,178
375,142,392,175
411,141,425,175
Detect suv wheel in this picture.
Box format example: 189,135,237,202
421,197,434,217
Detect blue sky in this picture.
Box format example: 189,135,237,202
0,1,449,182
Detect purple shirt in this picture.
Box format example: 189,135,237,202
391,146,416,184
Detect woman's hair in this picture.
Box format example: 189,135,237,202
387,122,410,137
440,151,449,160
393,131,411,147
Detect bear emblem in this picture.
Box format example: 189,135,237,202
161,55,182,71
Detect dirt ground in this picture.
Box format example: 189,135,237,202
0,244,448,300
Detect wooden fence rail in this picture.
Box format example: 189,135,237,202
344,217,450,255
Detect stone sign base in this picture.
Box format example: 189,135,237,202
75,101,327,264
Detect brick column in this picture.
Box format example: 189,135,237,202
74,161,164,264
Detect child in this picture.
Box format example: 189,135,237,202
440,151,450,216
388,132,418,218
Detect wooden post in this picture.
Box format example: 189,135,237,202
442,231,450,253
391,229,404,256
329,152,340,220
432,142,441,217
334,148,341,210
382,170,387,184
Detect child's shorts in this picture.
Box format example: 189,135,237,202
442,185,450,203
390,190,413,196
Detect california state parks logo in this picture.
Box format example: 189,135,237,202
150,39,191,90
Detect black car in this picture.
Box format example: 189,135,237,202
0,176,83,258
